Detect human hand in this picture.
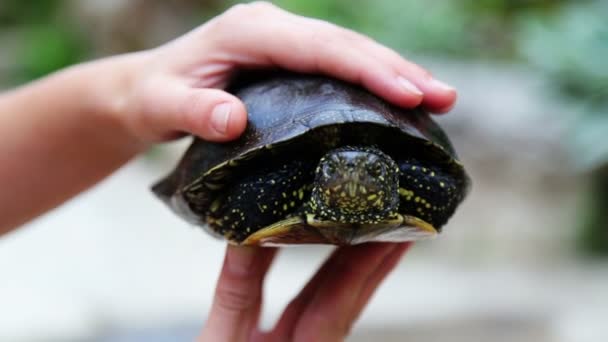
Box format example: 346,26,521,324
198,243,411,342
110,1,457,146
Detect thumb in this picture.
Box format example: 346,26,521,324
136,80,248,142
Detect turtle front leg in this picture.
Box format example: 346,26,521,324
206,159,315,243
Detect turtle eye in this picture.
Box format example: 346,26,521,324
322,163,336,178
367,164,384,178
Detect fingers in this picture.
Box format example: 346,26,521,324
349,243,412,321
270,243,411,342
198,245,277,342
334,27,457,113
197,2,456,113
131,78,248,142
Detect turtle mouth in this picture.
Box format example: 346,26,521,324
241,213,437,246
326,179,381,198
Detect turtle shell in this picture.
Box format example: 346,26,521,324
153,71,470,245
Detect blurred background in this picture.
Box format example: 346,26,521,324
1,0,607,341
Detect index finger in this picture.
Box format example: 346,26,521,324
202,2,457,112
198,245,277,342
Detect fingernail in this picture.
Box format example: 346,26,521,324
435,102,456,114
226,245,257,276
429,78,456,93
211,102,232,134
397,76,423,96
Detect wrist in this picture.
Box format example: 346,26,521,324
76,51,154,151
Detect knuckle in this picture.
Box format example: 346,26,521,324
310,27,336,47
341,27,373,45
179,92,208,132
215,285,259,312
210,2,278,38
226,1,276,17
247,1,278,12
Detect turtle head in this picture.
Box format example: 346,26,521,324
309,146,399,223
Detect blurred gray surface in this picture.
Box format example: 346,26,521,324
1,60,605,342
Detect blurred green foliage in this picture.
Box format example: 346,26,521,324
578,166,608,257
513,1,608,255
518,0,608,170
18,26,87,81
0,0,88,83
0,0,62,25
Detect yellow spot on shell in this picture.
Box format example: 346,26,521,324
399,188,413,197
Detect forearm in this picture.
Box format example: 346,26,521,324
0,55,144,235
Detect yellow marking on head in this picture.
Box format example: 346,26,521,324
210,199,221,213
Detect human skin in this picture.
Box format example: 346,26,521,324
0,2,456,341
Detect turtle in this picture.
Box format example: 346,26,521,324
152,71,470,246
